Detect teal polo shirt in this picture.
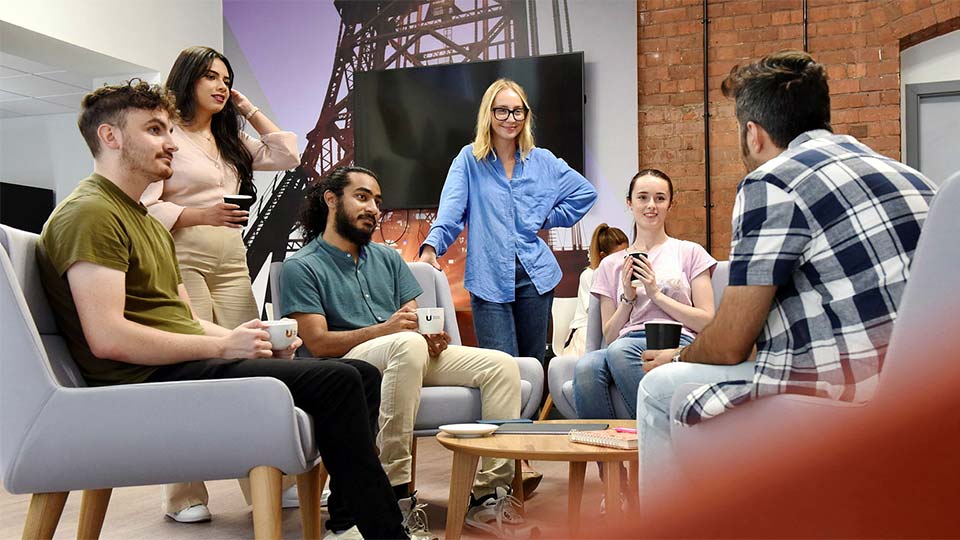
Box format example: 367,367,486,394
279,236,423,331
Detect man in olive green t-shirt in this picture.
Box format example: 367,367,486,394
34,80,407,540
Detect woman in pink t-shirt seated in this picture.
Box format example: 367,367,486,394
573,169,717,418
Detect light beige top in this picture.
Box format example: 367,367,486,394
142,125,300,230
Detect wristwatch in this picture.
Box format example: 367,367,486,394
619,293,636,305
671,345,686,363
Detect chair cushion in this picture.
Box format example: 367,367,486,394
295,407,318,459
414,386,481,431
412,380,533,432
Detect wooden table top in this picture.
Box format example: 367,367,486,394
436,419,638,462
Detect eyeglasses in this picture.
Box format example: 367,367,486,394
492,107,527,121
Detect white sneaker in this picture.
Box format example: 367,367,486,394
323,525,363,540
321,488,331,508
165,503,212,523
282,485,300,509
465,487,538,538
599,493,628,515
398,493,437,540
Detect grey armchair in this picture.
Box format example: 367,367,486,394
0,225,324,540
548,261,731,419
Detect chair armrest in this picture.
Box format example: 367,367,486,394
669,382,868,466
547,354,578,418
6,377,314,494
515,356,543,419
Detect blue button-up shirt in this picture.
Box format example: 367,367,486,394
423,144,597,303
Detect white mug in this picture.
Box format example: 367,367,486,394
416,307,444,335
262,318,298,350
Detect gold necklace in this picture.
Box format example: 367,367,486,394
181,126,220,162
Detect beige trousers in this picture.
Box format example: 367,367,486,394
346,332,521,498
161,226,295,512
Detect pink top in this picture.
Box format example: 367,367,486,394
591,237,716,339
142,125,300,229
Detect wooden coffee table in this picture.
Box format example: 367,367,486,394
437,419,638,540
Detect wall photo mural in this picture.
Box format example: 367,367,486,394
223,0,638,325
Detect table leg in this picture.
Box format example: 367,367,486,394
627,460,640,511
568,461,587,535
445,451,480,540
511,459,525,513
603,462,623,526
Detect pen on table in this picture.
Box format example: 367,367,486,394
614,427,637,434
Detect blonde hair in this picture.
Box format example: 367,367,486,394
588,223,629,269
472,78,535,161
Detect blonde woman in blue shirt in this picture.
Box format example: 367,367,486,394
419,78,597,364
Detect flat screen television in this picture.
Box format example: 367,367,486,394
354,52,585,210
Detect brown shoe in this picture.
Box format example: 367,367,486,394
521,470,543,499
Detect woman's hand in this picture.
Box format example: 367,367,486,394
633,255,660,300
620,256,638,302
418,245,442,270
201,202,248,228
230,89,255,117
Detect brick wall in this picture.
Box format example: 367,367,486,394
638,0,960,257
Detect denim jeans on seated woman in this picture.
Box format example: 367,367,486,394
573,330,694,419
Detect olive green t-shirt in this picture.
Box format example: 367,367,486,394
37,174,204,386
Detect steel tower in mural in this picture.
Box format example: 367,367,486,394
244,0,581,300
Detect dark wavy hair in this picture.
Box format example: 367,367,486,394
721,50,831,148
165,46,256,198
298,166,380,243
78,79,178,157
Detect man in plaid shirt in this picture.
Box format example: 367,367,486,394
636,50,937,495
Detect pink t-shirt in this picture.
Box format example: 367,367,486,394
591,237,716,339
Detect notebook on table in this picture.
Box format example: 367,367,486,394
494,422,609,435
568,428,638,449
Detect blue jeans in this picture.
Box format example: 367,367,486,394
636,360,755,502
470,258,554,363
573,330,694,419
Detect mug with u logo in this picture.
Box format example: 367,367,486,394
416,307,444,335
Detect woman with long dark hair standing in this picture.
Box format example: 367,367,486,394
141,45,300,523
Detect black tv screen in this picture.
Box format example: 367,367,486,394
354,52,585,210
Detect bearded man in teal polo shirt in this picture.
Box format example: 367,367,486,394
280,166,532,538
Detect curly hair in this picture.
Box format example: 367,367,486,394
298,166,379,243
78,79,178,157
721,50,831,148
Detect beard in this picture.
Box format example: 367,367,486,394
120,143,173,182
333,202,375,247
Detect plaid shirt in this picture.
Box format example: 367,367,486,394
677,130,936,426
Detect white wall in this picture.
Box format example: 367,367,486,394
0,1,223,201
0,0,222,76
900,29,960,159
531,0,638,246
0,113,93,198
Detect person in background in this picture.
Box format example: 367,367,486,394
557,223,629,358
36,80,408,540
573,169,717,419
140,45,301,523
